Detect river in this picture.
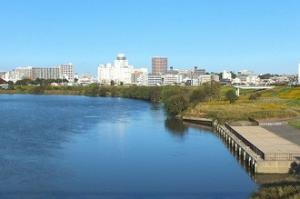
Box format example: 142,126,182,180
0,95,257,199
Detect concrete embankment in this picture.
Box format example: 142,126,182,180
182,116,213,126
183,116,300,174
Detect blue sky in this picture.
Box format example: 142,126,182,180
0,0,300,75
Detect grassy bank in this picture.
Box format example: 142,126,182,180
184,86,300,123
289,120,300,129
250,181,300,199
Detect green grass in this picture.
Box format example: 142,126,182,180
250,181,300,199
184,86,300,122
289,120,300,129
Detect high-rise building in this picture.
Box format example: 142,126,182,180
152,57,168,75
59,64,74,81
98,54,135,85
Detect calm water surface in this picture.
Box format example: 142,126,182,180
0,95,256,199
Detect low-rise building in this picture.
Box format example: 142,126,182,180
199,74,212,85
131,68,148,86
162,73,179,85
78,74,97,86
148,74,162,86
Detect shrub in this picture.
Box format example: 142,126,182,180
249,92,261,100
164,95,189,116
190,87,207,103
225,89,238,103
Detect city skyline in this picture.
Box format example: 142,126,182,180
1,0,300,74
1,53,300,76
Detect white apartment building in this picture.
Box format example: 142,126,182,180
3,64,75,82
0,72,5,79
199,74,212,85
15,67,33,80
222,70,232,80
132,68,148,86
59,64,74,81
233,70,260,85
98,54,136,85
4,70,18,82
162,74,180,85
148,74,162,86
32,67,60,80
211,74,220,82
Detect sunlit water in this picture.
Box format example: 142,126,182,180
0,95,256,199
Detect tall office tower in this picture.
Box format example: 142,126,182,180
152,57,168,75
59,63,74,81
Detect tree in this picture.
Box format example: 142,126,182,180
203,81,221,100
84,84,99,96
164,95,189,116
7,81,14,90
225,89,238,103
190,87,207,103
110,80,115,86
225,89,238,104
230,71,237,79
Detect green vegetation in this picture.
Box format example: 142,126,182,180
250,181,300,199
164,95,189,116
249,92,262,101
185,86,300,122
225,89,238,104
289,120,300,129
2,80,300,121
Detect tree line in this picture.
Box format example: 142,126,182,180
4,80,239,116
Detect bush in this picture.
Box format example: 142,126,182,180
202,81,221,100
190,87,207,103
164,95,189,116
225,89,238,104
249,92,261,100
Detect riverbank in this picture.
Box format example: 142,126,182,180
184,86,300,127
1,84,300,126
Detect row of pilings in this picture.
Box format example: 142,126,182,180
214,122,261,174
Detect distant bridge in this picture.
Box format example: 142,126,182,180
233,85,274,96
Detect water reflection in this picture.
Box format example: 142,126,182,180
164,118,188,137
0,95,258,199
